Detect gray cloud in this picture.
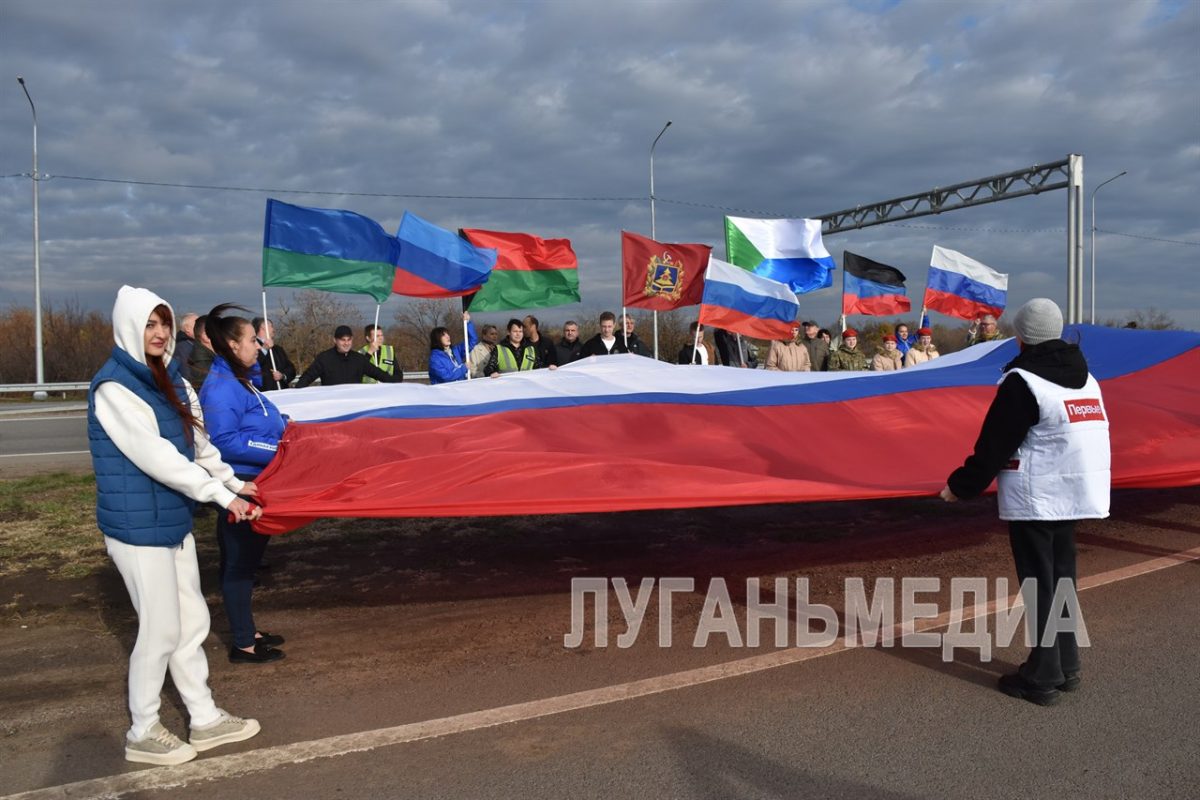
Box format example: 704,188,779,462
1,0,1196,332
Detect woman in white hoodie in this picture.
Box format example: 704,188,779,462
87,286,262,765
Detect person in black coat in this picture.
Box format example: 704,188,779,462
251,318,296,391
620,313,650,357
580,312,629,357
555,320,584,365
522,315,558,369
296,325,402,387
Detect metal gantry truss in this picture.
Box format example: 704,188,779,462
816,155,1086,323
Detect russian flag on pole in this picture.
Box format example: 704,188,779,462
393,211,497,298
923,246,1009,320
724,216,837,294
698,257,799,340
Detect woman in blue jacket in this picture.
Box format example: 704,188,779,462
199,305,288,664
428,311,478,384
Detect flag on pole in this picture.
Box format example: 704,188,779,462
698,257,799,340
620,231,711,310
392,212,497,298
842,251,911,316
724,216,836,294
262,199,398,304
923,246,1009,320
460,229,580,311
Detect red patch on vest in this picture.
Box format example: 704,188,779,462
1064,398,1106,423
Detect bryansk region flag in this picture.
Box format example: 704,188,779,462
698,257,799,340
923,246,1008,320
261,199,398,304
461,229,580,311
620,231,711,311
724,216,836,294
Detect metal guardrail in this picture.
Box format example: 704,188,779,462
0,382,90,394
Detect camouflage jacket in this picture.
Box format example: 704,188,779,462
827,345,870,371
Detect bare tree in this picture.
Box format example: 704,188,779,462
273,291,364,374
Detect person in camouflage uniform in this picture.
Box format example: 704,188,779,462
827,328,870,371
967,314,1005,346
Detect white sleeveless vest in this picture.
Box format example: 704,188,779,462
996,369,1111,521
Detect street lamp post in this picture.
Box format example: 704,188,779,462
1090,170,1126,324
17,76,46,397
649,120,671,359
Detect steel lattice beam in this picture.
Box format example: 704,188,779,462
817,158,1071,234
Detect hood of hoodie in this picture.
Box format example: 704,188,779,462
1003,339,1088,389
112,285,175,367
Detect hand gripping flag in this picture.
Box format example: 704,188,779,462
842,251,911,316
393,212,497,298
461,229,580,311
621,231,711,310
698,257,799,340
724,216,836,294
923,246,1008,320
262,199,399,304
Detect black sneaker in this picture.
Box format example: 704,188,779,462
229,643,285,664
1059,671,1081,692
255,631,285,647
998,673,1061,706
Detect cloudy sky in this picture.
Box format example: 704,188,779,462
1,0,1197,332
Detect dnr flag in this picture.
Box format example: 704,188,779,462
842,251,911,316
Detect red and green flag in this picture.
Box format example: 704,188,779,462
460,229,580,311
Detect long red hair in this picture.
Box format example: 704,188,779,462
145,304,200,445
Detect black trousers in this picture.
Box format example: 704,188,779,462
1008,520,1082,688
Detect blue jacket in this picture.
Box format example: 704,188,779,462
89,347,197,546
199,356,287,477
428,323,479,384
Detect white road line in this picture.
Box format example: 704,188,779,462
0,451,90,459
0,415,87,422
7,545,1200,800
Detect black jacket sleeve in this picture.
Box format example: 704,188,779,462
947,373,1041,499
483,348,499,376
275,346,297,387
365,361,403,383
295,355,324,388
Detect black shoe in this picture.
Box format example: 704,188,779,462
255,631,285,647
1059,671,1081,692
998,673,1061,706
229,643,285,664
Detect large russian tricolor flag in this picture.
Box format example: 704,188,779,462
923,246,1008,320
392,212,497,298
251,327,1200,534
698,257,799,340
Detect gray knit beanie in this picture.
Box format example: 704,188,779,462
1013,298,1063,345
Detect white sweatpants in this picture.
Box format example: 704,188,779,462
104,533,221,739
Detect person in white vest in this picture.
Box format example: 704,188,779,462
940,298,1110,706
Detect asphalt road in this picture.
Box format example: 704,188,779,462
0,409,89,476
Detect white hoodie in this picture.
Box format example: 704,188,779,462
94,286,244,510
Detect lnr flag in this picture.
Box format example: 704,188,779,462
621,231,711,311
461,229,580,311
842,251,911,316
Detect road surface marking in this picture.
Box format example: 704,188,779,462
0,451,90,459
7,544,1200,800
0,415,87,423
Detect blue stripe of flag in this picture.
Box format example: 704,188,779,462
753,256,836,294
702,278,799,323
396,212,497,293
927,267,1007,309
845,272,908,299
264,199,399,263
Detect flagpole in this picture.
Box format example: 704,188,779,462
463,312,472,381
692,323,702,365
261,291,277,374
650,120,671,361
653,310,659,360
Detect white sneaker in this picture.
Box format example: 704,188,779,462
189,709,261,752
125,722,199,765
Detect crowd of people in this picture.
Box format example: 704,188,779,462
169,306,1009,389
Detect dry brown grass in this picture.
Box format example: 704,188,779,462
0,473,103,578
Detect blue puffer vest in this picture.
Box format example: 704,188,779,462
88,347,197,546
